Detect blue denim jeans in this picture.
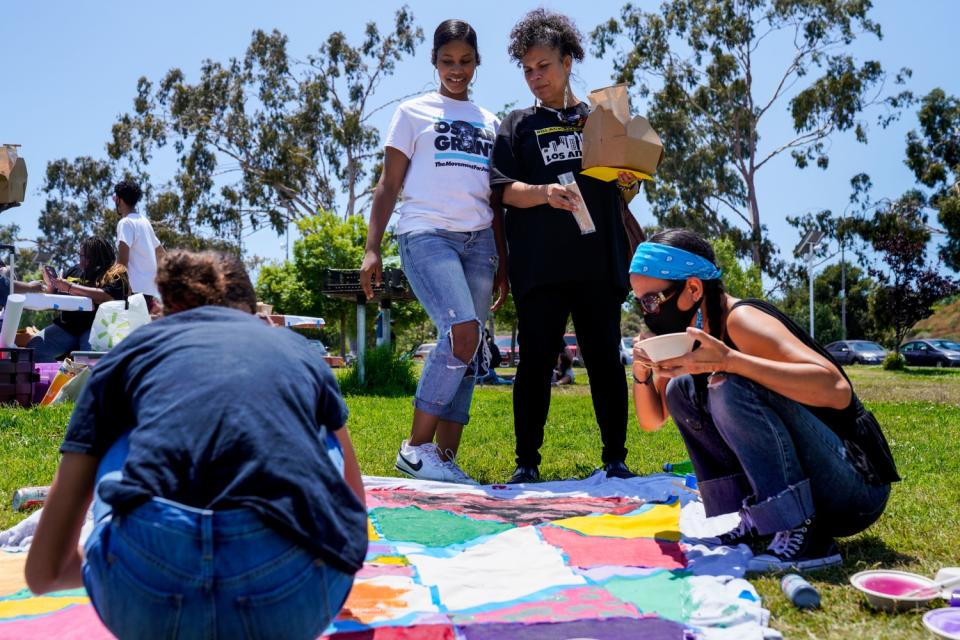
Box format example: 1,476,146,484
665,373,890,537
83,433,353,640
27,323,91,361
398,227,497,424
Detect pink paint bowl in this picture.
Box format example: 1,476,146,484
850,570,940,612
923,608,960,640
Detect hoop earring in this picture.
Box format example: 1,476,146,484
470,68,478,87
433,68,439,89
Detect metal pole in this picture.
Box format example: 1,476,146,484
808,245,815,339
356,294,366,384
840,234,847,340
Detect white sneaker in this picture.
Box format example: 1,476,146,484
440,448,480,486
395,440,453,482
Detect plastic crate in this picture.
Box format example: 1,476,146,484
0,348,36,407
322,269,413,294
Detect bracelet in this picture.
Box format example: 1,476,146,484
632,369,654,385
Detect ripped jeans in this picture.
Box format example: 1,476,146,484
399,227,497,424
665,373,890,537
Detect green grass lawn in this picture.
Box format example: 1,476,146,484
0,368,957,639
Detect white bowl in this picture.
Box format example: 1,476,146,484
635,332,696,362
849,569,941,612
923,608,960,640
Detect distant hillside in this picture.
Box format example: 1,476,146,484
912,296,960,340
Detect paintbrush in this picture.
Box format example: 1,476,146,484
902,574,960,598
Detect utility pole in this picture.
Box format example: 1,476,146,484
795,230,825,340
840,231,847,340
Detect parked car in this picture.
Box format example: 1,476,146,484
900,339,960,368
619,337,634,365
824,340,887,365
494,335,519,366
306,340,346,368
412,342,437,361
563,333,581,366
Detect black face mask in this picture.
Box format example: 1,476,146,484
643,293,702,336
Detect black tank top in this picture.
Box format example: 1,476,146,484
720,298,900,485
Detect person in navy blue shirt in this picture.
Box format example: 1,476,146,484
26,250,367,640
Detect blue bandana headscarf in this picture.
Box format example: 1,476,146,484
629,242,722,280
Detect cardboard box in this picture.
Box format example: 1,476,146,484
0,145,27,205
581,84,664,182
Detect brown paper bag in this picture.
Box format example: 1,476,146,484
581,85,664,180
587,83,631,124
0,145,27,206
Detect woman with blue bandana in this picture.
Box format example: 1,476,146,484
629,229,899,572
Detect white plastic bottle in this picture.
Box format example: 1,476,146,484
557,172,596,235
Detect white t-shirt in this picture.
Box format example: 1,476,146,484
385,92,499,234
116,212,161,297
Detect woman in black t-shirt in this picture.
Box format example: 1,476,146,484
490,9,639,483
27,236,130,360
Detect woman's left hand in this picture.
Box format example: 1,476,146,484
491,260,510,312
652,327,732,379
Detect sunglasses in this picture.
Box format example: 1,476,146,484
556,111,586,127
539,105,586,128
632,282,684,315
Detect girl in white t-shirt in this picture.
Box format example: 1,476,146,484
360,20,507,485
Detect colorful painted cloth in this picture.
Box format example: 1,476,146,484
0,474,773,639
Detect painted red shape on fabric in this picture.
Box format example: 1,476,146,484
323,624,456,640
540,525,686,570
0,604,113,640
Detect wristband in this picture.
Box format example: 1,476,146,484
632,369,654,385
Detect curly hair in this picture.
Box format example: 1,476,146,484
507,9,585,64
156,250,257,314
114,180,143,208
431,19,480,65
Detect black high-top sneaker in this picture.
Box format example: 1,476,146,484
748,516,841,572
712,514,761,547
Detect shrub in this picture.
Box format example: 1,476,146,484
882,353,906,371
338,345,418,396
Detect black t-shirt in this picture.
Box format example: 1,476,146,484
61,306,368,573
490,103,631,299
55,265,130,336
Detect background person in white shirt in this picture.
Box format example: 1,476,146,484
114,180,164,300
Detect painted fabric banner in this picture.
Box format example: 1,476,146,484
0,474,776,639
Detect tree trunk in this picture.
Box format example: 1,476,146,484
345,148,356,220
747,176,762,269
339,310,347,358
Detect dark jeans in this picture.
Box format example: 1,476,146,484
513,280,628,467
665,373,890,537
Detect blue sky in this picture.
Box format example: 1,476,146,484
4,1,958,271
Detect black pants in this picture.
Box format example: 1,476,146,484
513,281,628,467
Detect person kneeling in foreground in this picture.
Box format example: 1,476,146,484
25,250,367,640
629,229,899,571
